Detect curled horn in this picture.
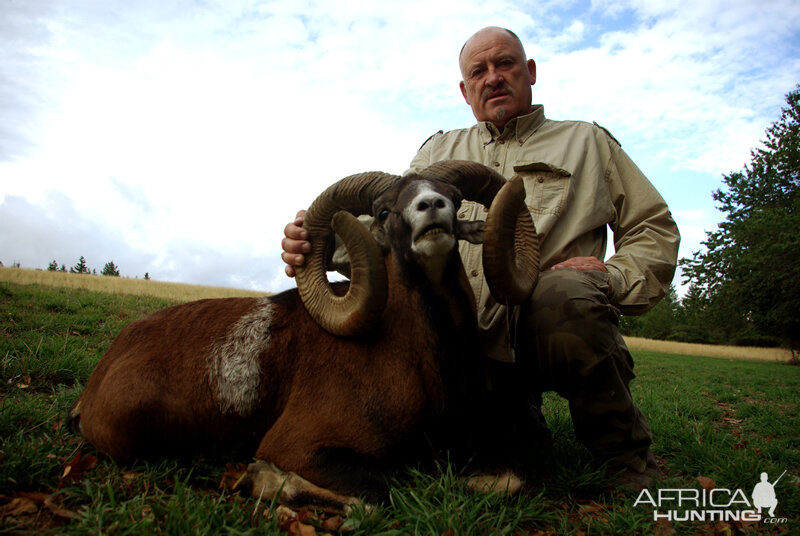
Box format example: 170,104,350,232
419,160,540,305
295,172,398,336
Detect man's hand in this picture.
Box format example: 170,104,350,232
550,256,608,272
281,210,309,278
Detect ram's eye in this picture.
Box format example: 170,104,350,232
378,209,389,221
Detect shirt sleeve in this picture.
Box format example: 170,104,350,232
603,136,681,315
406,131,441,174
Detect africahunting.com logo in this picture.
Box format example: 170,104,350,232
634,471,790,525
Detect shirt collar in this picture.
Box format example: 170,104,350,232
478,105,546,145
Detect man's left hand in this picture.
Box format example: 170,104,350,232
550,256,608,272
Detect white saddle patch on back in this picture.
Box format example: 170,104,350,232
208,299,274,416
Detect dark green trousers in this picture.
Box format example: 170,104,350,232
513,268,652,472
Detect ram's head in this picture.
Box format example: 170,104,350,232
295,160,540,336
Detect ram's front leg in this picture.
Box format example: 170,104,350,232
245,410,391,512
234,460,364,515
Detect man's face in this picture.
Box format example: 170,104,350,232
459,29,536,129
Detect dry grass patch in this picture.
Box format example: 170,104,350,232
0,267,271,302
624,336,793,363
3,266,791,364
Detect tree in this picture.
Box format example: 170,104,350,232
619,284,682,341
638,284,682,340
70,256,90,274
47,260,58,271
680,85,800,360
101,261,120,277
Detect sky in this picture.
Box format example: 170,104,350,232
2,0,799,295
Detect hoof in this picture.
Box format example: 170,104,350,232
463,471,525,496
233,460,366,515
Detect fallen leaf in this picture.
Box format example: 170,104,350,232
321,515,344,531
16,375,31,389
122,471,143,481
697,476,715,492
44,495,79,520
654,518,676,536
286,520,317,536
218,462,247,490
273,504,298,524
18,491,49,504
59,451,98,488
713,520,733,535
296,507,320,525
141,506,155,523
577,501,605,514
0,497,39,517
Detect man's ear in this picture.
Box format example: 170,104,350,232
528,59,536,86
456,220,484,244
459,80,470,104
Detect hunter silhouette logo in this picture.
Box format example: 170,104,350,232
752,470,785,518
634,470,790,524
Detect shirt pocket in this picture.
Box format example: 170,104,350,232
513,161,571,236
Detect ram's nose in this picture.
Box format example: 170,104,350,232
415,195,448,213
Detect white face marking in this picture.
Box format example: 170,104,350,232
207,298,273,416
402,182,456,258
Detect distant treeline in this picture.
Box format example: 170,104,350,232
41,256,150,281
619,284,783,349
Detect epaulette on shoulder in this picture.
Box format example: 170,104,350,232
592,121,621,147
418,130,444,151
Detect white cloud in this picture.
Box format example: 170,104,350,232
1,0,798,294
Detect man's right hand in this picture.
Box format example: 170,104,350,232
281,210,309,278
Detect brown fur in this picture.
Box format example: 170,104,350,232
70,178,534,512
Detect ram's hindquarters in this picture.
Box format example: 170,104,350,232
70,297,270,462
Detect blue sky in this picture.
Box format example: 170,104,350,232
1,0,799,294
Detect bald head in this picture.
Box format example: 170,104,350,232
459,27,527,74
458,27,536,129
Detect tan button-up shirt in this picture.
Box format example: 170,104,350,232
407,105,680,362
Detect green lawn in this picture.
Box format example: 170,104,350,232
1,281,798,535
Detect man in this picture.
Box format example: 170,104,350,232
282,27,680,490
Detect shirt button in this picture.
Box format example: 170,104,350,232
538,177,544,183
483,206,489,213
498,139,505,144
493,162,500,167
458,212,466,219
470,270,479,277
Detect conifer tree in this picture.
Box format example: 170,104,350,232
680,86,800,359
70,256,90,274
101,261,120,277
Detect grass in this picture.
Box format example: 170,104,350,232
0,266,271,302
1,279,799,535
624,337,794,363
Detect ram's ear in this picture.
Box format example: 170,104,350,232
456,220,485,244
365,215,391,252
370,226,390,251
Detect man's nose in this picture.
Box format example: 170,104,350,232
486,67,504,87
